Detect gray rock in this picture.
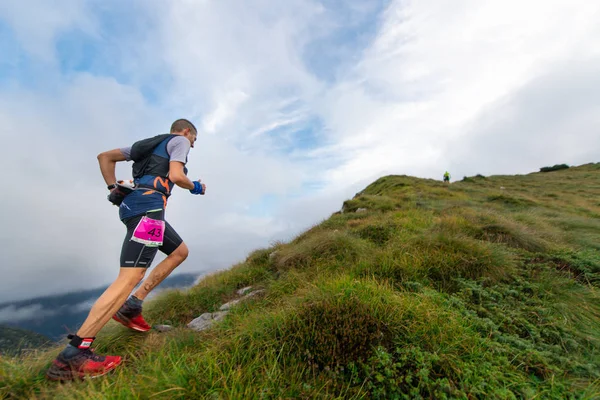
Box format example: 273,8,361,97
219,299,241,311
356,208,368,213
237,286,253,295
268,251,278,260
154,324,173,332
219,289,267,312
188,314,210,331
245,289,266,299
187,313,213,331
212,311,228,322
187,311,230,332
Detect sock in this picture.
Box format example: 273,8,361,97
59,334,95,359
126,295,143,309
60,344,81,359
68,334,95,349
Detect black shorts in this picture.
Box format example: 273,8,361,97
120,209,183,268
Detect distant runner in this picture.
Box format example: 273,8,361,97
443,171,451,183
47,119,206,381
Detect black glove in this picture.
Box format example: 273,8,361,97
107,184,135,206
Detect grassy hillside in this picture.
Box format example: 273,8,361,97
1,163,599,399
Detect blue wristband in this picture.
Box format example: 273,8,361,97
190,181,204,195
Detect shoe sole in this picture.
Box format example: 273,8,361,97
112,312,151,332
46,361,121,381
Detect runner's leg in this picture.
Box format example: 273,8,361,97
47,215,152,379
133,221,188,300
78,213,157,336
76,268,146,337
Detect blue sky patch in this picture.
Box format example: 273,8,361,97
301,0,390,83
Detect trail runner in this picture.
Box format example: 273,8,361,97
47,118,205,380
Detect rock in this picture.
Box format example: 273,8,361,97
219,289,267,311
245,289,266,299
187,313,213,331
212,311,228,322
187,311,229,332
219,299,241,311
500,187,505,190
237,286,253,295
268,251,278,260
356,208,368,213
154,324,173,332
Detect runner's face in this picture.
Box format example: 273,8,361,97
185,129,198,148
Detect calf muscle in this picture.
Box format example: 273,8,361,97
77,269,145,337
133,243,188,300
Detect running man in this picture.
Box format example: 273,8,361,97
443,171,451,183
47,119,206,380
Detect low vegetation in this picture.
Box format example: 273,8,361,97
540,164,570,173
2,163,600,399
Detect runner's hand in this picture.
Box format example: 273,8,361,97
190,180,206,195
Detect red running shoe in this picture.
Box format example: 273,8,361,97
113,306,151,332
46,349,121,381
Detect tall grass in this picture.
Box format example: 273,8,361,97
2,163,600,399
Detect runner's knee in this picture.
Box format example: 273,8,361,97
118,268,146,286
173,242,189,261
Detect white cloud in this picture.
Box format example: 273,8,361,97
0,304,57,323
0,0,97,62
70,299,97,313
318,0,600,187
203,89,249,135
447,57,600,175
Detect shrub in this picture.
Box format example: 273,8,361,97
462,174,485,182
475,223,549,252
273,231,372,271
487,194,537,209
342,194,401,213
282,297,389,370
540,164,569,172
356,223,397,246
409,234,516,290
532,250,600,286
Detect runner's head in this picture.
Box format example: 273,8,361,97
170,119,198,148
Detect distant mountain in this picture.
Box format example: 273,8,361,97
0,272,202,342
0,325,53,356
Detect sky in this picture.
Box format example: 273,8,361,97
0,0,599,303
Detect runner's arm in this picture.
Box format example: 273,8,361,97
169,161,196,190
97,149,126,186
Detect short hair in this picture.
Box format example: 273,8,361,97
170,119,197,135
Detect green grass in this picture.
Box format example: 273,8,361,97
2,163,600,399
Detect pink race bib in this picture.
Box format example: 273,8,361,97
131,216,165,247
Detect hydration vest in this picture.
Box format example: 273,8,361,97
130,134,188,196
